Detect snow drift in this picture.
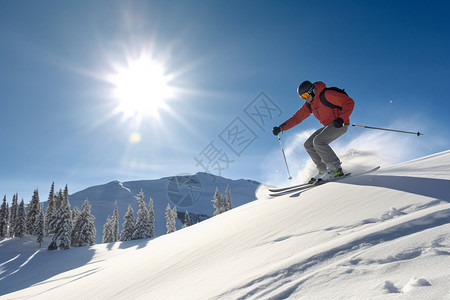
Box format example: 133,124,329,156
1,150,449,299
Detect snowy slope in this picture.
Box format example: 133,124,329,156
1,150,449,299
67,172,260,243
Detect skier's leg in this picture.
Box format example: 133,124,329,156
312,125,348,167
304,127,327,172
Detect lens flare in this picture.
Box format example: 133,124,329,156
129,132,142,144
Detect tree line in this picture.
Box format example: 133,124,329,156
0,183,233,250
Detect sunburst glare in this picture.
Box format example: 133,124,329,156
108,54,175,123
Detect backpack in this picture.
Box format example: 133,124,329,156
306,87,348,112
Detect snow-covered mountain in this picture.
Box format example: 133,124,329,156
67,172,261,243
1,150,449,299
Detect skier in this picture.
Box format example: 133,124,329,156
272,80,355,184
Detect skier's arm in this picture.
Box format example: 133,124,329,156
279,103,311,132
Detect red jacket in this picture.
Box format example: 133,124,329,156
281,81,354,131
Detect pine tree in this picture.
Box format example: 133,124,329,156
26,189,40,235
224,185,233,212
119,205,135,242
54,189,63,212
45,182,56,236
172,206,177,231
72,199,96,247
112,201,119,242
165,203,177,234
49,189,64,234
148,197,155,238
59,186,72,250
132,190,151,240
71,206,81,228
14,199,26,238
63,185,69,206
183,210,191,228
102,216,114,243
35,204,45,247
49,186,72,250
212,187,224,216
0,196,9,239
9,194,18,238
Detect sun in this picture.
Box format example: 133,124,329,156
109,55,174,121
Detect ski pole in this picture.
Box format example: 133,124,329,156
351,124,423,136
277,134,293,180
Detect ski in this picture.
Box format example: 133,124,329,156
269,184,315,197
269,173,351,197
269,182,311,193
269,174,350,197
269,172,352,194
269,166,380,197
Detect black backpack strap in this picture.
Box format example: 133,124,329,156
319,87,346,110
306,102,312,113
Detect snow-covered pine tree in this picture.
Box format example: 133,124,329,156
119,205,135,242
63,185,69,205
14,199,26,238
102,216,114,243
58,188,72,250
212,187,224,216
112,201,119,242
72,198,96,247
45,182,56,236
71,206,81,229
35,204,45,247
183,210,191,228
165,203,177,234
224,185,233,212
148,197,155,238
172,206,177,232
49,186,72,250
0,196,9,239
26,189,40,235
9,193,18,238
48,189,63,234
54,189,63,212
132,189,151,240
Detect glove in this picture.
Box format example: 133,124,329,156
333,118,344,128
272,126,281,135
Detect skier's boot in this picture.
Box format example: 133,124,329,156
308,169,326,184
315,162,344,184
316,168,344,183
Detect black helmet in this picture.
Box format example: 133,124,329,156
297,80,315,97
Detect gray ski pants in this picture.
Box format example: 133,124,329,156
304,125,348,172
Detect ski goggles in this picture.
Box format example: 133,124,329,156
299,92,311,99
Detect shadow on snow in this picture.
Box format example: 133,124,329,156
342,175,450,202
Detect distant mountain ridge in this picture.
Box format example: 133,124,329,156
67,172,261,243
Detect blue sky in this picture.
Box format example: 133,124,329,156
1,0,449,202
